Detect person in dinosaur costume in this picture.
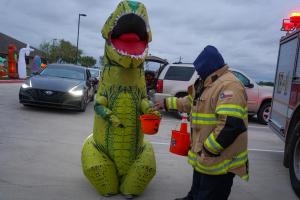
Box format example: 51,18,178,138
81,1,159,198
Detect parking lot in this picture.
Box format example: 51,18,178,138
0,83,298,200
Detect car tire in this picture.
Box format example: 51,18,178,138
248,115,255,119
257,102,271,125
288,121,300,198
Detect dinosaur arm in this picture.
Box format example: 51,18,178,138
141,98,160,117
94,95,122,127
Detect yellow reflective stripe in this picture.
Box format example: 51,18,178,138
188,159,196,166
187,150,248,176
192,113,217,125
228,151,248,169
242,175,249,181
167,97,177,110
216,104,247,118
204,133,224,154
195,160,230,175
192,113,216,117
188,150,197,159
192,120,217,125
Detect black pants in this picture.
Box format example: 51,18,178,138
187,170,235,200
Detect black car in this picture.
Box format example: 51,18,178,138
19,64,96,111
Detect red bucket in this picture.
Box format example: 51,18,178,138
169,130,191,156
140,114,161,135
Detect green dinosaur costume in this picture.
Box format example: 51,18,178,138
81,1,158,197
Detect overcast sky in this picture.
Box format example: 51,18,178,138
1,0,300,81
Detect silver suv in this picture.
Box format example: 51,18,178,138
153,63,273,124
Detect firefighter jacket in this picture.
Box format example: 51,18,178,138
165,65,249,181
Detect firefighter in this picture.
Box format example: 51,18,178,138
164,45,249,200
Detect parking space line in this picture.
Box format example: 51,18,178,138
249,148,284,153
248,125,268,129
150,141,284,153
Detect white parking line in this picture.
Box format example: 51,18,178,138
248,148,284,153
248,125,268,129
150,141,284,153
151,141,170,145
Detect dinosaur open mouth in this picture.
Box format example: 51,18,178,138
110,13,148,56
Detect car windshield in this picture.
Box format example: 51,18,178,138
89,69,100,78
40,65,85,80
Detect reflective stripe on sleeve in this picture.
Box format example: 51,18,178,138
192,113,217,125
216,104,248,119
166,97,177,110
242,175,249,181
204,133,224,154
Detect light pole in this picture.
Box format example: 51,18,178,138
51,38,58,62
52,38,58,48
76,13,87,64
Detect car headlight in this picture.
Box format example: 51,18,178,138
21,81,32,89
68,85,83,96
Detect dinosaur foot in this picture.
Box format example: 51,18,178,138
122,194,136,199
103,193,118,197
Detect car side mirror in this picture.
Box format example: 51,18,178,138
246,83,254,88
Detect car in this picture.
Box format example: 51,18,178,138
230,69,273,124
88,68,101,92
152,62,273,124
152,62,198,108
89,68,101,80
19,64,96,112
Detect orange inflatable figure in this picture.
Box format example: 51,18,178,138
8,44,18,79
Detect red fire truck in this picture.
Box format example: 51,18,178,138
269,12,300,197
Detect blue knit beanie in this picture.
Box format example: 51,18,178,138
193,45,225,81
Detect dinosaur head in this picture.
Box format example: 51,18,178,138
102,0,151,68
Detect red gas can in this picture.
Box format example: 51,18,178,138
169,113,191,156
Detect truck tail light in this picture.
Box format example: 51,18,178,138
156,79,163,93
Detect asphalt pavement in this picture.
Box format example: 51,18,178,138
0,83,298,200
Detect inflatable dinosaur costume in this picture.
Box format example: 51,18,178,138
81,0,158,197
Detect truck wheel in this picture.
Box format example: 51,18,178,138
257,102,271,125
289,121,300,197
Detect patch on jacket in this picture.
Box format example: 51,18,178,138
219,90,233,99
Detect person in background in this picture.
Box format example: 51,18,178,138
31,55,42,75
163,45,249,200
